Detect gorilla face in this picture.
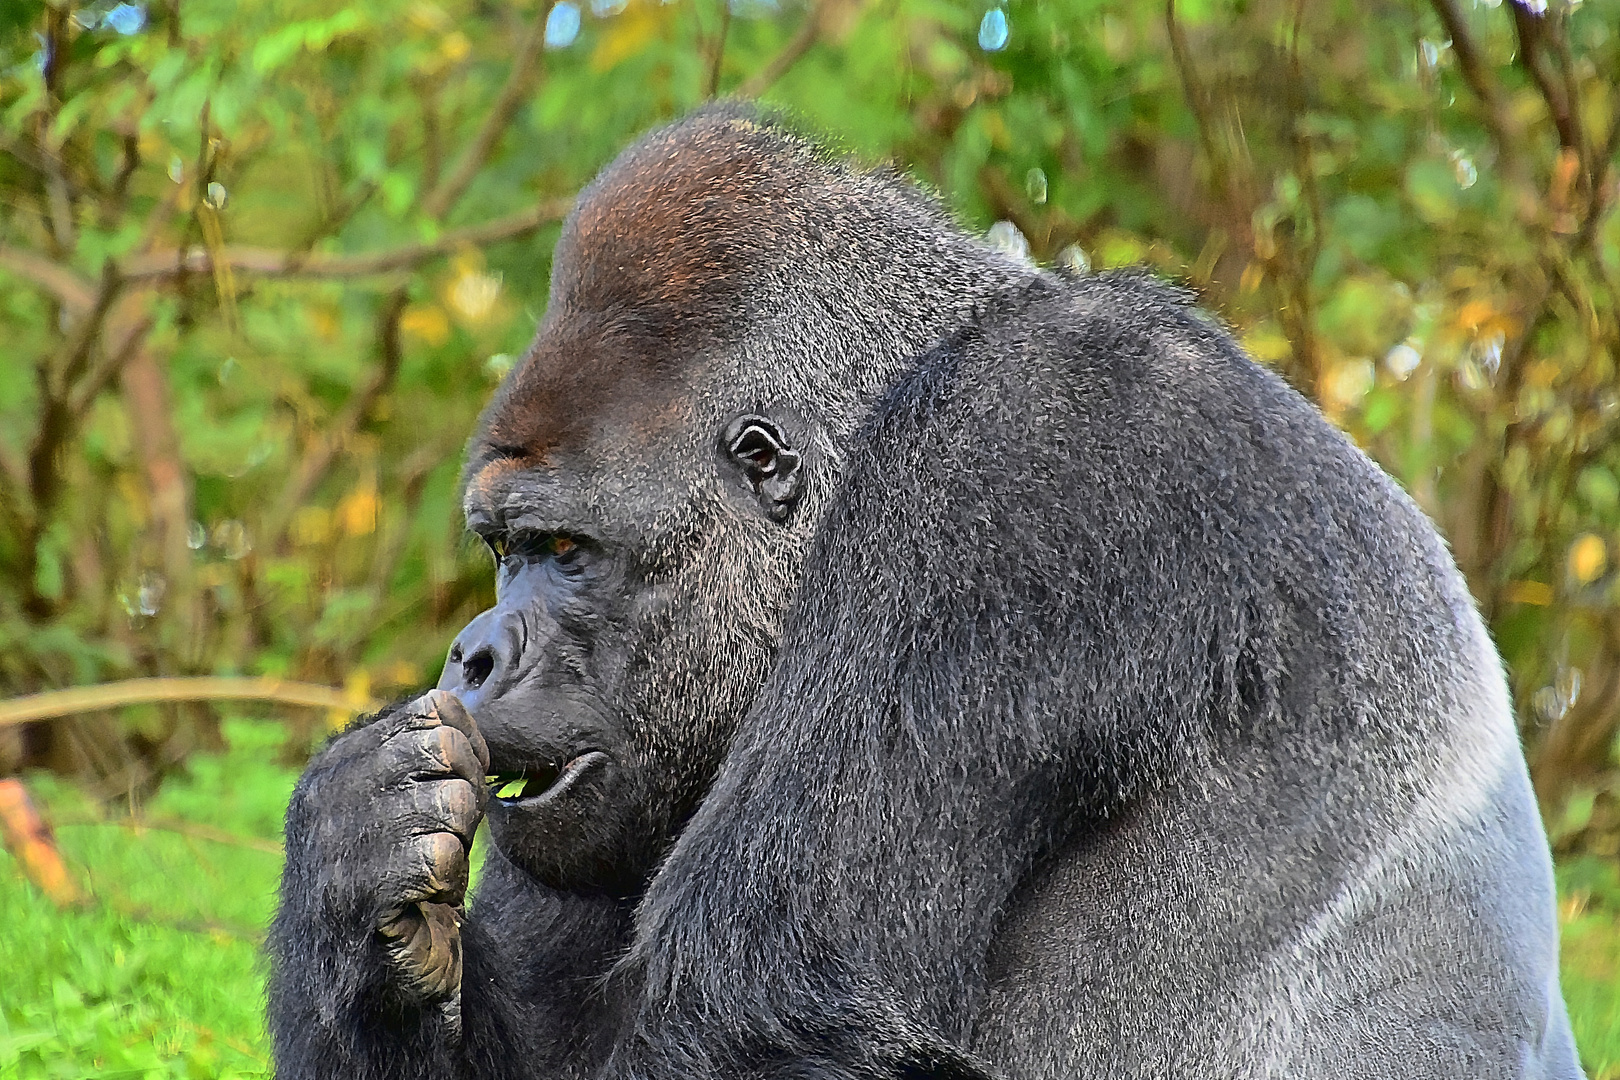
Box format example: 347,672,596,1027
439,408,815,894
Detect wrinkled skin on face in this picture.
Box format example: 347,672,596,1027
438,449,802,893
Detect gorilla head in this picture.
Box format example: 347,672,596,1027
437,106,1030,892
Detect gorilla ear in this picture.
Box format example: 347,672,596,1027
722,416,803,522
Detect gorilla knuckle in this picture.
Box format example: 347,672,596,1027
417,778,481,837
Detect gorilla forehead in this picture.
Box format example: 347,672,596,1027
470,105,831,498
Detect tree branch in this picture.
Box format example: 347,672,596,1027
736,0,832,98
1426,0,1528,191
0,245,98,312
0,676,380,729
1509,2,1583,164
1166,0,1236,208
121,200,571,283
67,310,153,417
420,4,554,221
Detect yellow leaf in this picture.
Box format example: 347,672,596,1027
401,304,451,346
1322,358,1375,414
329,670,374,731
1241,320,1291,364
1240,261,1265,294
449,268,502,322
339,487,379,537
440,31,471,64
1569,534,1607,585
291,505,333,546
308,304,342,342
1453,299,1496,332
386,659,420,688
591,2,668,72
1504,580,1554,606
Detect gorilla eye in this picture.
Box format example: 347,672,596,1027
491,530,588,569
502,531,586,566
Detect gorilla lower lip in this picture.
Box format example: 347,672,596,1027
489,751,608,805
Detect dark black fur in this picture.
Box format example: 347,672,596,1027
268,109,1581,1080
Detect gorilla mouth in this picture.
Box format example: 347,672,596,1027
488,751,610,805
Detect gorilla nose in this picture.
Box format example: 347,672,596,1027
438,609,512,708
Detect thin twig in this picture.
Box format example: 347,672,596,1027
14,264,124,614
0,245,97,312
267,287,410,548
1510,2,1582,162
705,0,733,99
0,192,560,309
67,312,153,416
49,262,124,400
102,896,266,944
37,7,75,256
1166,0,1233,207
736,0,832,98
421,4,554,221
1427,0,1525,188
57,813,284,855
0,676,380,729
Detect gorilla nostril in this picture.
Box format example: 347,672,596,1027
461,647,495,691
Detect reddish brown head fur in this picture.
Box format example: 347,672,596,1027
470,106,826,482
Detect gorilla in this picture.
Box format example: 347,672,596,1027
268,105,1583,1080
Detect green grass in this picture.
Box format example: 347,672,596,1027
0,721,290,1079
2,725,1618,1077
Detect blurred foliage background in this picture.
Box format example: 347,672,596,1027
0,0,1619,1073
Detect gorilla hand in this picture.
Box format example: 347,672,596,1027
280,689,488,1009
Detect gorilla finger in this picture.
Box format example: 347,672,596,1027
425,690,490,774
391,832,469,905
404,778,483,844
383,726,486,787
378,901,462,1005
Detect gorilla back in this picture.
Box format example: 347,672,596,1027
268,106,1582,1080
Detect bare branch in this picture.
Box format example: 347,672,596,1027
67,310,153,417
0,676,380,729
1509,3,1583,162
1426,0,1528,190
421,4,554,221
706,0,734,99
1166,0,1234,207
0,245,98,312
737,0,833,98
20,266,124,612
49,262,124,399
121,199,571,283
58,813,284,855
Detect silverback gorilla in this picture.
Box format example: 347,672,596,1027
269,105,1583,1079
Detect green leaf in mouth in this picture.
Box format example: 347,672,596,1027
489,774,528,799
